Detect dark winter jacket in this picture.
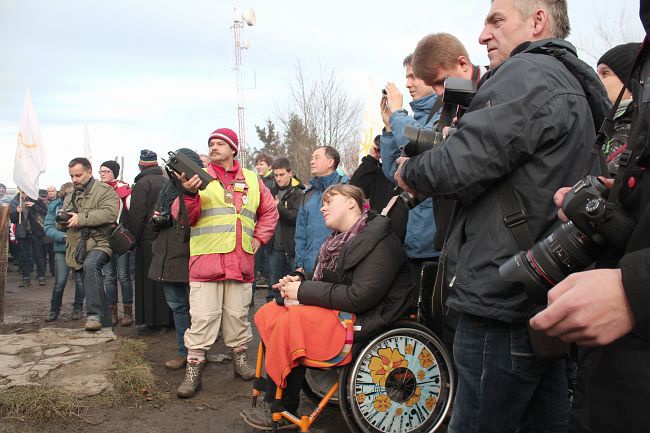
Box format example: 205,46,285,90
272,181,304,255
402,39,609,323
44,197,67,253
569,30,650,433
297,214,414,340
295,171,349,273
126,166,165,245
9,195,47,238
350,155,393,212
603,99,634,176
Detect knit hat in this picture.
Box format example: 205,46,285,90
175,148,203,168
208,128,239,156
598,42,642,92
138,149,158,168
38,189,47,198
100,160,120,178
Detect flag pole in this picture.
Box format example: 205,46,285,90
18,189,23,224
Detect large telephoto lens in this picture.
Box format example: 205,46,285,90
500,222,601,304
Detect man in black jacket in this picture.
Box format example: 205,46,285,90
530,4,650,431
125,149,170,331
9,191,48,287
350,135,393,212
266,158,303,302
394,0,609,431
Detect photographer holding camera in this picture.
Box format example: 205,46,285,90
394,1,611,431
528,7,650,431
380,54,440,290
59,157,119,331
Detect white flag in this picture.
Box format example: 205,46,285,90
357,76,385,163
83,123,92,163
13,89,46,200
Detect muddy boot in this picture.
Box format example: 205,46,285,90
85,316,102,332
121,304,133,327
19,278,31,287
110,304,119,326
232,349,255,381
177,360,204,398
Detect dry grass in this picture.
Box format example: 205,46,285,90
0,337,159,422
0,385,88,421
106,338,159,405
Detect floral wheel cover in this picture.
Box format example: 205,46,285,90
349,333,448,433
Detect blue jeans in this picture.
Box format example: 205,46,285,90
449,313,570,433
50,252,85,313
268,247,295,302
102,251,133,305
163,282,190,356
76,249,111,327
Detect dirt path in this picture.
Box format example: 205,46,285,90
0,263,348,433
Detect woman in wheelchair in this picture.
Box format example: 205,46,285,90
242,184,414,430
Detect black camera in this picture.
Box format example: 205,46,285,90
55,210,74,228
499,175,636,304
163,151,214,190
151,212,173,230
403,77,477,157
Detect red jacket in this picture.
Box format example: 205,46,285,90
106,179,132,222
173,160,278,283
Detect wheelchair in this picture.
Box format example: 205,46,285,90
250,260,455,433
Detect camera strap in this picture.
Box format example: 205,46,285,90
426,96,444,125
497,181,534,249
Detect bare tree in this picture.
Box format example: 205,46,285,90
278,62,362,178
573,3,644,64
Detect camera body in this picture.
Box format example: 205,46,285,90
499,175,636,304
151,212,173,231
55,209,74,229
403,77,478,158
163,151,214,190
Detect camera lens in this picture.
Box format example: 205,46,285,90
500,222,601,304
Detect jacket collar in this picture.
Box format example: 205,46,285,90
134,165,163,183
309,170,342,192
410,92,438,121
510,38,578,58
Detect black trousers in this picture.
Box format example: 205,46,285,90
263,365,306,414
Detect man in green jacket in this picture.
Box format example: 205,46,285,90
59,157,119,331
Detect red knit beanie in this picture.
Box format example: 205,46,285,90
208,128,239,156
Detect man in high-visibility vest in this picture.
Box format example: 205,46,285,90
174,128,278,398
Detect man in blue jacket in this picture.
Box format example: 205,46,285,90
380,54,440,293
294,146,348,274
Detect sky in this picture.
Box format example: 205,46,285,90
0,0,644,189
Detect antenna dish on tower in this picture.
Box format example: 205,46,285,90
243,8,256,26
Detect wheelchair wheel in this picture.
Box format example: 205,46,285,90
302,368,340,407
339,321,454,433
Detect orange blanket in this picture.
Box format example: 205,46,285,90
254,302,348,388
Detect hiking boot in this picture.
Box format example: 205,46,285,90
177,361,204,398
242,403,298,431
19,278,31,287
165,356,187,371
85,316,102,331
38,277,46,286
121,304,133,327
233,349,255,381
45,311,59,322
110,304,119,326
71,310,83,320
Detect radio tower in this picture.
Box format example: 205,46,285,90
232,3,255,166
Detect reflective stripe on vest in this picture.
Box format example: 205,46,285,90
190,168,260,256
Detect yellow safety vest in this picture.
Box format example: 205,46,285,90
190,168,260,256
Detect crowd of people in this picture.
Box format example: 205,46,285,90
2,0,649,432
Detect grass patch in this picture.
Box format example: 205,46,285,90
106,338,159,405
0,385,88,421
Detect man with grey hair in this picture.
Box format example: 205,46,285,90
395,0,610,431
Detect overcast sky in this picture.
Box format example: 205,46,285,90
0,0,643,188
